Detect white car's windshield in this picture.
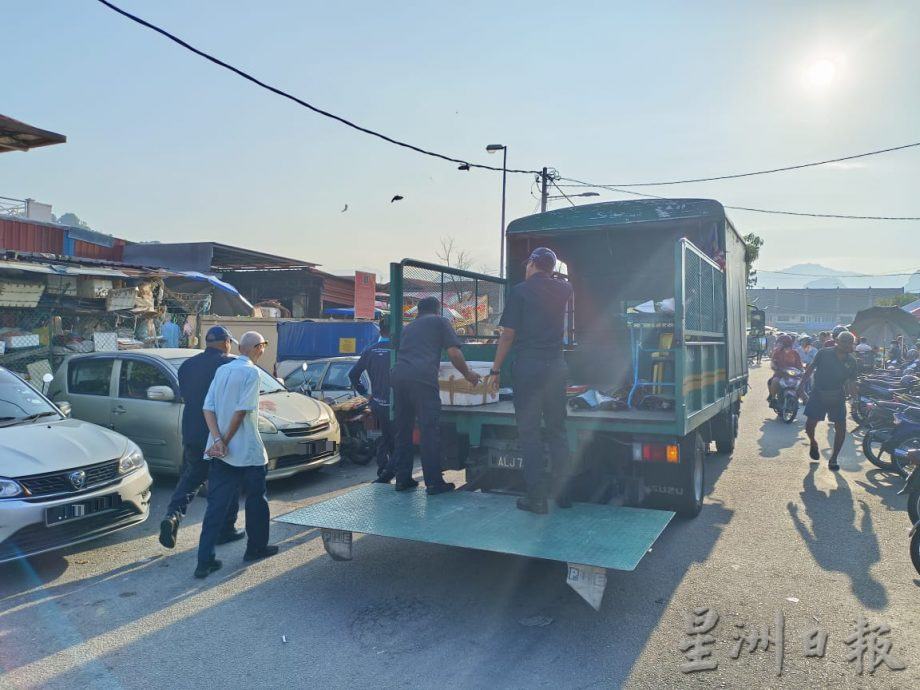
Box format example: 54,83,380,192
165,356,284,395
0,369,61,426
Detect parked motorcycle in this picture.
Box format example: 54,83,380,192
297,364,375,466
769,367,802,423
899,450,920,575
878,410,920,477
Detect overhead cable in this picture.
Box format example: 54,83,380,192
554,142,920,187
95,0,541,175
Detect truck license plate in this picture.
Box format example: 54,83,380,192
489,454,524,470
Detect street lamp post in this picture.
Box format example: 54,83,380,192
486,144,507,278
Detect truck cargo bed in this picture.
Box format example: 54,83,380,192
443,400,674,423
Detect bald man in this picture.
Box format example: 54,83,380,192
194,331,278,578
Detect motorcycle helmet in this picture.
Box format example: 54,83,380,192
900,374,919,388
776,334,793,348
906,349,918,362
832,325,847,338
799,335,813,345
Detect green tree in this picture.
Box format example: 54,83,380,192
742,233,764,288
55,212,92,229
875,293,918,307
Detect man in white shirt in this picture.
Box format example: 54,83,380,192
194,331,278,578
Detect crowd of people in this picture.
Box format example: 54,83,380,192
156,247,576,579
767,326,920,472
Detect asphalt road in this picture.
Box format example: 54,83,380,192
1,365,918,689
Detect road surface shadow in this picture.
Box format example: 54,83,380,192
787,463,885,610
757,416,802,458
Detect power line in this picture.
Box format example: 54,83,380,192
549,179,576,207
96,0,920,221
757,269,919,278
561,182,920,221
95,0,541,176
555,142,920,187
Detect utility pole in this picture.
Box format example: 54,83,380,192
540,167,550,213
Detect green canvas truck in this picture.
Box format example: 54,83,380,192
277,199,749,608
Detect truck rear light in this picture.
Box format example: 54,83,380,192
632,442,679,463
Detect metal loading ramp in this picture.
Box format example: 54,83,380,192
275,483,674,609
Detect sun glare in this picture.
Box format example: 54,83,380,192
803,57,839,89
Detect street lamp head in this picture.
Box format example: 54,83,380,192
485,144,505,153
580,192,600,197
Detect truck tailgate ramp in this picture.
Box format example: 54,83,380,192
276,484,674,609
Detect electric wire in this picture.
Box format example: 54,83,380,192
95,0,541,176
567,183,920,221
96,0,920,221
554,141,920,187
549,179,576,207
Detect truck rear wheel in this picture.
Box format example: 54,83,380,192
712,410,737,455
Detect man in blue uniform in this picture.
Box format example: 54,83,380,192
490,247,574,514
349,319,396,481
391,296,481,495
158,326,243,549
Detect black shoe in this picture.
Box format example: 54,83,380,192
828,461,840,472
243,545,279,562
158,515,178,549
426,482,455,496
555,492,573,509
516,496,548,514
809,442,820,461
395,478,420,491
193,559,222,579
374,470,395,484
216,528,246,545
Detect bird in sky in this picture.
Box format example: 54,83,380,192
391,195,404,203
341,204,348,212
458,163,470,171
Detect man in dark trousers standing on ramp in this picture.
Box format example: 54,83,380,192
489,247,574,514
391,296,481,495
349,318,396,481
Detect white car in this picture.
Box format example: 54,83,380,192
0,367,152,564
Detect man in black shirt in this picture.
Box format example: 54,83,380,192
349,319,396,480
490,247,574,514
798,330,858,471
391,296,481,494
158,326,243,549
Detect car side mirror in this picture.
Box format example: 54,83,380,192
56,401,72,417
147,385,176,402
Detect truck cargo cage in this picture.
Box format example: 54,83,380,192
389,260,506,344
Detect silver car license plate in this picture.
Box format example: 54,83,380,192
46,493,122,526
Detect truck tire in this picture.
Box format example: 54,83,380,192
644,432,705,518
712,411,737,455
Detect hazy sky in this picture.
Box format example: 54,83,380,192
2,1,918,280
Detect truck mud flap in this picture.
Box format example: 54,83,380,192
276,484,674,609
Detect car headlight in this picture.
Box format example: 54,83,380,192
0,478,24,499
258,414,279,434
119,442,146,475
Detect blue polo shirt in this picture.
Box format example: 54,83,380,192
178,347,233,448
392,314,461,387
500,272,573,358
349,337,392,405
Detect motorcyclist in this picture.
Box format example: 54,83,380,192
769,334,803,402
796,335,818,367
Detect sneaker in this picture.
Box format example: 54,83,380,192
809,442,820,461
158,515,179,549
216,528,246,545
374,470,395,484
243,545,280,562
516,495,548,514
193,559,222,579
426,482,455,496
395,478,420,491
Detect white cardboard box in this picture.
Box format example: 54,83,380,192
1,334,40,349
77,278,113,299
438,361,498,406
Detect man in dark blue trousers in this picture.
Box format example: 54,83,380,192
490,247,574,514
391,297,481,495
349,319,396,481
158,326,243,549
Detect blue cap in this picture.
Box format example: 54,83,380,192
526,247,557,271
205,326,237,344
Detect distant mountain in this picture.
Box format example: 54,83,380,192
756,263,915,290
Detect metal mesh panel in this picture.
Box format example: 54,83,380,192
397,261,505,340
683,245,724,336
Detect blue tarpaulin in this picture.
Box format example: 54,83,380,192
277,320,380,361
